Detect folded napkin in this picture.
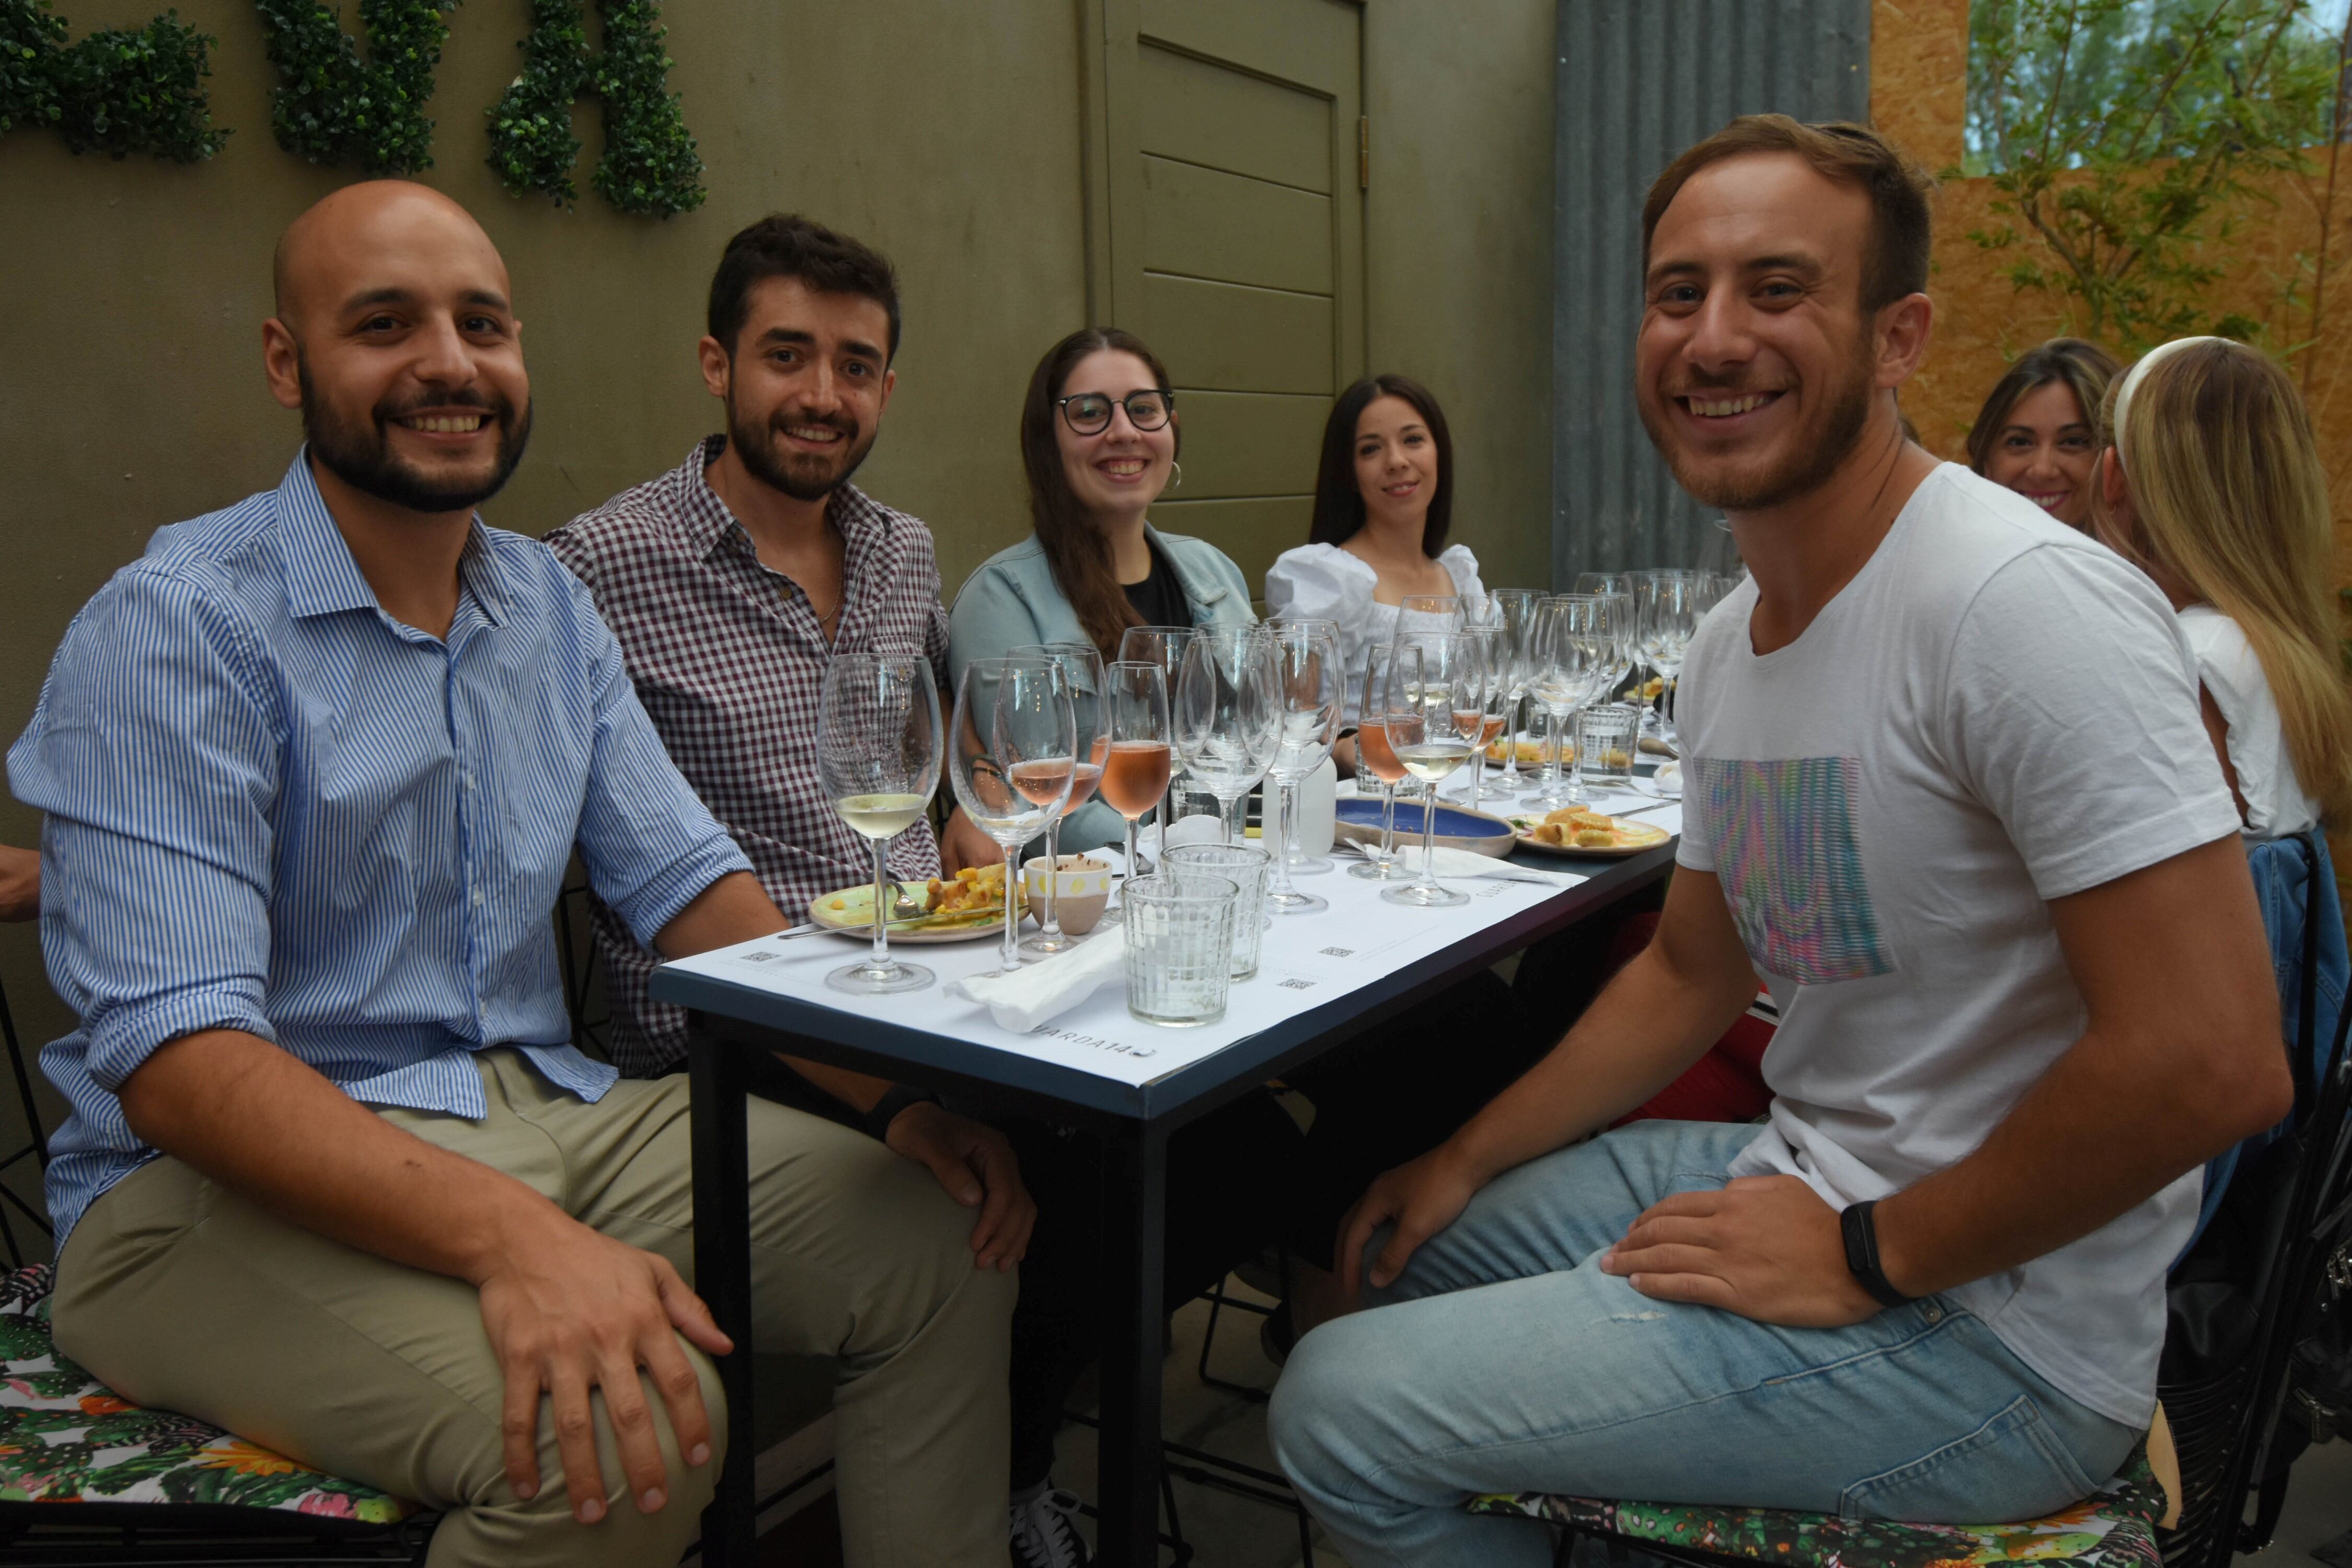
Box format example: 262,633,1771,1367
1370,841,1584,887
952,927,1128,1031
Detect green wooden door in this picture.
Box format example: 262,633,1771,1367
1083,0,1367,601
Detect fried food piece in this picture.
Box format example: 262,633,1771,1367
1482,737,1550,765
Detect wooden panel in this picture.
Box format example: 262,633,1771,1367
1143,157,1332,294
1137,44,1331,194
1168,389,1328,499
1149,495,1313,601
1139,0,1352,96
1144,274,1332,396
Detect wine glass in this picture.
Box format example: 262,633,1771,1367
1100,661,1172,908
1574,572,1636,598
947,656,1074,977
1348,641,1411,882
1011,643,1108,956
1397,593,1462,640
1263,618,1343,914
1524,595,1608,808
1486,589,1542,792
1634,572,1701,748
1456,625,1506,817
1119,624,1197,857
817,650,943,995
1174,626,1279,846
1379,638,1475,909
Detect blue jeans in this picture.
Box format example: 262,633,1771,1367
1268,1121,2138,1567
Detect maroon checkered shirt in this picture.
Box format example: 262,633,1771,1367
545,436,952,1075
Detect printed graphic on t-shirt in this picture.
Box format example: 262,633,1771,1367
1694,755,1894,985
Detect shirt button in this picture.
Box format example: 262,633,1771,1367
472,891,485,907
464,773,476,790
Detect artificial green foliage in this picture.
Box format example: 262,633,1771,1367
1960,0,2346,352
0,1,226,161
253,0,459,176
485,0,704,218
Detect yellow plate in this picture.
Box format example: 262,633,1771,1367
807,880,1022,943
1505,814,1671,858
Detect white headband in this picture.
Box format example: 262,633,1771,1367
2112,336,2223,475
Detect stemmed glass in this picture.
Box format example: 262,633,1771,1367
1348,641,1411,882
947,655,1074,977
1456,625,1506,817
1118,624,1197,861
1379,638,1475,909
1635,573,1701,748
817,650,944,995
1398,593,1463,636
1174,626,1279,846
1099,661,1172,907
1574,572,1636,599
1486,589,1541,793
1263,618,1343,914
1011,643,1107,956
1525,595,1608,808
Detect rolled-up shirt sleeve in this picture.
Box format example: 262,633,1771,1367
8,570,281,1090
568,590,753,947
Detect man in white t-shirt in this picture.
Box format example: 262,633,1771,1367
1269,115,2289,1568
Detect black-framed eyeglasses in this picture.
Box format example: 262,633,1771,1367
1056,389,1174,435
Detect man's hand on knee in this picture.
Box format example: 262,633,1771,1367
1600,1174,1881,1327
884,1101,1037,1272
1338,1144,1484,1297
475,1211,733,1523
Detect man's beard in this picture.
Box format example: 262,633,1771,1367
299,359,532,514
727,395,878,503
1640,343,1875,512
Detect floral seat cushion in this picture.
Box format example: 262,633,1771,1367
0,1265,421,1525
1467,1446,2163,1568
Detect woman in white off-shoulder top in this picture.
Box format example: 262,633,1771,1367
1264,375,1485,745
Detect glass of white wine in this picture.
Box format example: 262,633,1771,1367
818,650,943,994
1380,637,1475,909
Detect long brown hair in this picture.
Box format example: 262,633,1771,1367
1964,337,2120,477
2089,339,2352,824
1308,374,1455,552
1020,327,1181,661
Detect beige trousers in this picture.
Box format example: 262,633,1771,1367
52,1050,1015,1568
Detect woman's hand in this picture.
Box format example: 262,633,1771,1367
938,808,999,876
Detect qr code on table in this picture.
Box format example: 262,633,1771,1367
1278,977,1316,991
741,950,782,964
1318,947,1354,958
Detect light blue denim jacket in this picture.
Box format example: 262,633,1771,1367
948,525,1256,854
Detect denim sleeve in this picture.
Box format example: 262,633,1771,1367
571,604,754,947
4,569,282,1089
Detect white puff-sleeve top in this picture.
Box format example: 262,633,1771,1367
1264,541,1484,724
2178,604,2321,839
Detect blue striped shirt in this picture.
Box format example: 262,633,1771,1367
7,454,753,1248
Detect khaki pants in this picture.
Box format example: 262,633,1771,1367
52,1050,1015,1568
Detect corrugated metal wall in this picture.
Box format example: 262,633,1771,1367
1551,1,1872,582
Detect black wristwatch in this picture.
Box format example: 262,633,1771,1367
1840,1199,1918,1310
862,1085,941,1142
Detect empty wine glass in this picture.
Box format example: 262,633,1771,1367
1119,624,1197,857
817,650,943,995
947,656,1074,977
1010,643,1107,956
1174,626,1279,846
1487,588,1542,792
1398,593,1463,640
1635,572,1701,749
1379,638,1475,909
1525,594,1609,808
1456,624,1506,817
1263,618,1343,914
1348,641,1411,882
1574,572,1636,598
1100,661,1172,909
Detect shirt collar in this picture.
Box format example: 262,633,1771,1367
277,448,509,628
677,434,890,564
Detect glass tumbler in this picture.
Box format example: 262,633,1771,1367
1576,704,1641,794
1163,841,1271,981
1121,873,1238,1028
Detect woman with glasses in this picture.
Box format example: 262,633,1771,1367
1265,374,1486,763
950,327,1258,855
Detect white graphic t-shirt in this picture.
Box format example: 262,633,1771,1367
1676,464,2242,1427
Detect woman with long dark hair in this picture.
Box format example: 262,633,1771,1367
950,327,1257,855
1965,337,2120,531
1266,374,1485,723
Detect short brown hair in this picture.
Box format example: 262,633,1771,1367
1642,116,1935,314
708,213,902,361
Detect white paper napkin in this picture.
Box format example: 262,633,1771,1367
1367,841,1584,886
951,927,1129,1031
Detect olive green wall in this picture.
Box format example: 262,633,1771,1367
0,1,1554,1171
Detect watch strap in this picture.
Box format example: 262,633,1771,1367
862,1085,941,1143
1840,1199,1918,1309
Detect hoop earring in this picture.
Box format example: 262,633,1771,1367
1170,460,1184,492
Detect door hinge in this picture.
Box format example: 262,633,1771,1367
1358,116,1369,189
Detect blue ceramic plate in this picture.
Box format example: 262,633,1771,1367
1333,797,1516,858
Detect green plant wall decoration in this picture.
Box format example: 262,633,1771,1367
486,0,704,217
253,0,458,175
0,1,227,160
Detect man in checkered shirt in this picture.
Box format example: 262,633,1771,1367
546,214,998,1082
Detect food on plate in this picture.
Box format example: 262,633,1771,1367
1482,737,1553,765
1509,805,1667,851
925,861,1016,917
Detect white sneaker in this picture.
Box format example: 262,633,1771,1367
1009,1484,1092,1568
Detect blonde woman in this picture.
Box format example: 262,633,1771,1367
2090,337,2352,839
